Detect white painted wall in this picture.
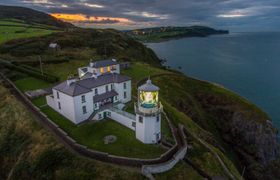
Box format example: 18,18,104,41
114,80,131,103
73,91,94,124
136,114,161,144
107,109,136,130
50,89,76,123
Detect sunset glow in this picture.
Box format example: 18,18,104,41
51,13,133,24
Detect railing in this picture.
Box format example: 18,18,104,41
134,102,163,116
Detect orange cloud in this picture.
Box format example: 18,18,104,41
51,13,132,24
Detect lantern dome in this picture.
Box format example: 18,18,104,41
138,79,159,92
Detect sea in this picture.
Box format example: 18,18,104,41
147,32,280,132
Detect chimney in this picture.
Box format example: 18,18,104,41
67,75,76,86
112,58,117,62
89,59,95,67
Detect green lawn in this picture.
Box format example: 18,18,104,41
0,25,56,44
14,77,52,91
40,105,166,158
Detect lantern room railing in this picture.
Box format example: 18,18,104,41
134,102,163,116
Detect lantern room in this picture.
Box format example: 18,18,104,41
138,79,159,109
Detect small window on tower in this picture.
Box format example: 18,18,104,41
156,115,160,122
139,116,143,123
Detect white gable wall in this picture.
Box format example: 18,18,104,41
73,91,94,124
52,89,76,123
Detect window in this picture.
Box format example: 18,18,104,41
106,85,109,92
100,67,104,74
98,113,102,119
81,95,86,103
95,103,98,108
58,102,61,110
123,82,127,89
139,116,143,123
157,115,160,122
57,91,60,99
95,88,98,95
114,96,118,101
124,92,127,99
107,111,111,117
156,133,160,141
82,106,87,114
132,121,136,127
107,66,111,72
111,84,113,90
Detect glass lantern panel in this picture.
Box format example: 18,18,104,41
140,91,158,108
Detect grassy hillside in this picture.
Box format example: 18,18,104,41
0,28,160,67
0,20,57,44
126,26,229,42
0,5,73,28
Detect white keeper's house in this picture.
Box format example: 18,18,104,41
46,59,162,144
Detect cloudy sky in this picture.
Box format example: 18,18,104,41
1,0,280,31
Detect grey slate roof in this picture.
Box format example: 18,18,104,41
53,81,91,96
138,79,159,91
90,59,118,68
93,90,118,102
53,73,131,96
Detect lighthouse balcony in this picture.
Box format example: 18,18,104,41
134,102,163,116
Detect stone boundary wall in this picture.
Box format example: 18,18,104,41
0,73,183,168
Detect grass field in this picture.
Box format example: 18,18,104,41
39,105,166,158
0,20,57,44
14,77,52,92
31,96,172,158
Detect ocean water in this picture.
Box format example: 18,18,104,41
147,32,280,131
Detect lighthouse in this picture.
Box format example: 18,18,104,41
135,79,162,144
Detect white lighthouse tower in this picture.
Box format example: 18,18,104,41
135,79,162,144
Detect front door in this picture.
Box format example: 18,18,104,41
103,111,107,118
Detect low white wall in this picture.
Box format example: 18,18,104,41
107,109,136,131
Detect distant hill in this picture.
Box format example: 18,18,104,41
126,26,229,42
0,5,74,28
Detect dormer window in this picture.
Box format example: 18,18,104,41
100,67,104,74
